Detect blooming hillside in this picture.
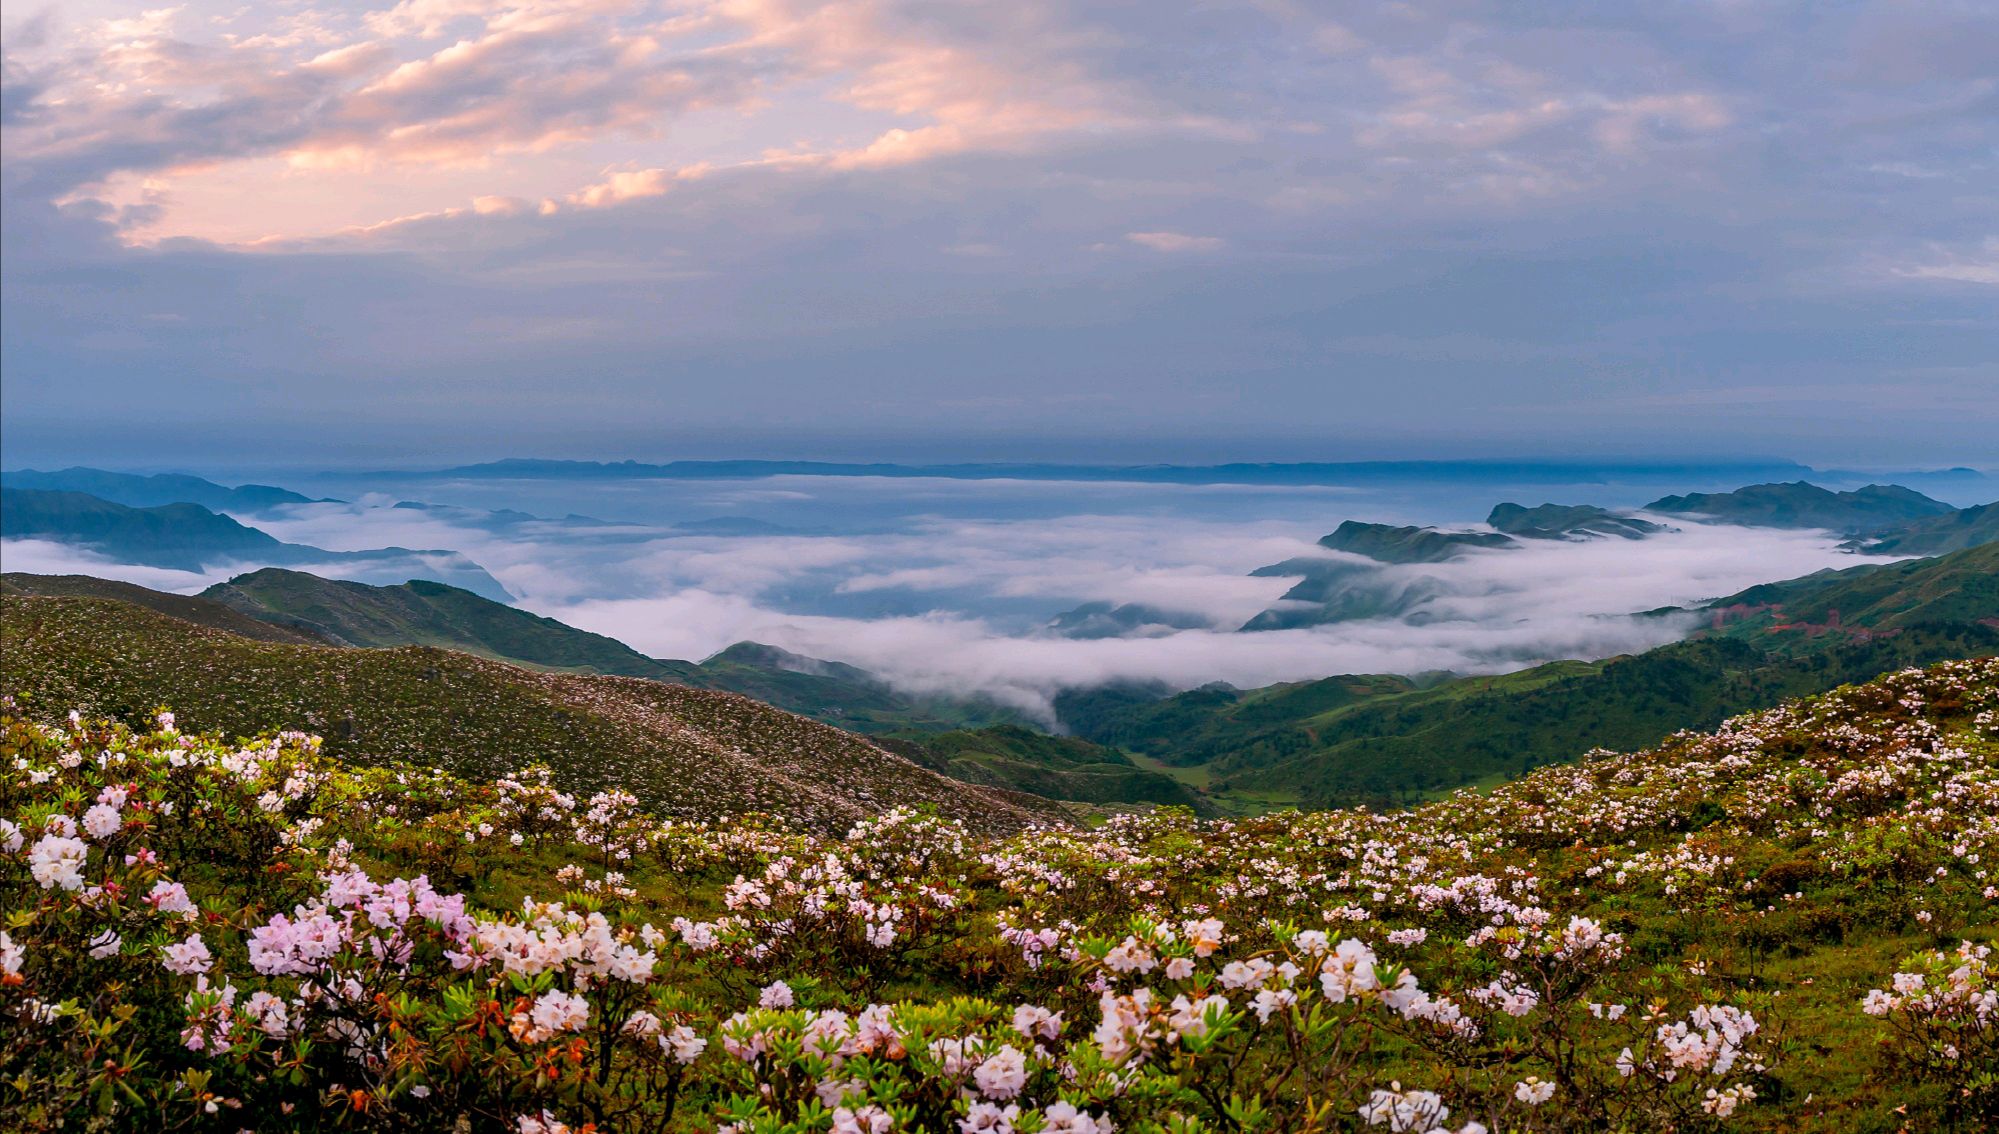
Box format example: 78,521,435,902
0,594,1067,833
3,659,1996,1132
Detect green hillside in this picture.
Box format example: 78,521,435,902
198,567,1018,734
880,724,1213,813
201,567,704,679
1060,544,1999,809
1486,501,1664,539
1066,628,1999,809
1708,542,1999,632
1645,481,1952,531
0,593,1067,833
1846,500,1999,555
7,654,1995,1132
1316,519,1512,562
0,573,330,645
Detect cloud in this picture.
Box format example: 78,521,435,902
1126,231,1223,253
0,538,230,592
1891,238,1999,286
536,519,1892,720
566,166,676,209
156,481,1912,723
3,2,1996,462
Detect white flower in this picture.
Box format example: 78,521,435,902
759,980,795,1008
28,834,89,891
1514,1077,1555,1105
88,929,122,958
973,1045,1028,1099
0,931,22,976
162,935,213,975
959,1101,1019,1133
530,990,590,1035
82,803,122,840
666,1023,707,1064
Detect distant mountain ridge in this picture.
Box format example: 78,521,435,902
1,467,327,512
1233,482,1994,632
1644,481,1954,532
1056,542,1999,809
0,488,513,600
361,456,1831,486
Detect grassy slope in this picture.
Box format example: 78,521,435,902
1851,501,1998,555
0,594,1067,833
879,724,1214,813
0,573,331,645
1063,632,1999,810
1710,541,1999,631
6,655,1993,1131
1064,544,1999,809
200,569,1016,734
201,568,704,679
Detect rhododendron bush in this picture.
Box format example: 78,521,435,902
2,658,1996,1132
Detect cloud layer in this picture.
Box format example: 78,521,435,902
83,475,1903,720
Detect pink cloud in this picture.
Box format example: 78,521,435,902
1126,231,1223,253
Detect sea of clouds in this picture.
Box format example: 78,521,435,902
2,474,1904,721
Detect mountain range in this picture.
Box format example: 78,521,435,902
7,533,1995,815
1054,541,1999,806
1,466,327,512
3,464,1995,816
1227,482,1993,632
0,487,512,599
3,567,1018,735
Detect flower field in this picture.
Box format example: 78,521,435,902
3,658,1996,1132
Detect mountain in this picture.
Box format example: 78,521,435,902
2,488,294,570
1,466,323,512
200,567,702,679
1486,502,1665,540
0,592,1066,833
1704,541,1999,634
1045,601,1213,639
0,488,513,600
1315,519,1513,563
879,724,1213,813
29,564,1016,737
1061,626,1999,809
1842,500,1999,556
0,573,331,645
1644,481,1953,532
1059,545,1999,809
1238,560,1448,631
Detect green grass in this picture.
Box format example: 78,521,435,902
0,593,1067,834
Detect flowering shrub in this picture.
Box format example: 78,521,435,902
2,656,1996,1131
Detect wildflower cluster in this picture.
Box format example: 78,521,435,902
2,656,1996,1131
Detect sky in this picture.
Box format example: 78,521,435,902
2,0,1996,467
